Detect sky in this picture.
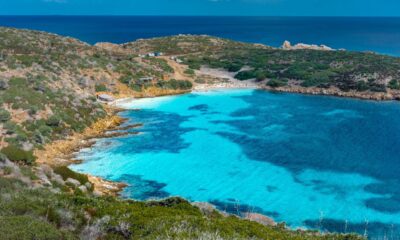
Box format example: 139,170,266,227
1,0,400,16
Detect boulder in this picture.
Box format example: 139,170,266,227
52,173,65,185
66,178,81,187
85,182,93,190
282,40,292,49
79,77,91,88
78,185,88,193
0,79,9,90
0,153,7,163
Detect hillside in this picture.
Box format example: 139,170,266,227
0,26,389,239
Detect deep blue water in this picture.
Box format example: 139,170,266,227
72,89,400,239
1,16,400,55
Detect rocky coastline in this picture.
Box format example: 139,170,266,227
263,85,400,101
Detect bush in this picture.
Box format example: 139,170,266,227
0,216,70,240
184,68,195,75
226,63,242,72
0,108,11,122
234,70,256,80
28,106,39,116
388,79,400,90
267,79,288,88
54,166,90,186
0,145,36,165
46,115,61,127
3,121,17,134
95,84,107,92
255,71,266,81
356,81,369,91
370,83,387,92
38,125,53,137
157,79,193,90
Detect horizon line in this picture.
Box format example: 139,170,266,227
1,14,400,18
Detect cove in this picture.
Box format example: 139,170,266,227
71,89,400,238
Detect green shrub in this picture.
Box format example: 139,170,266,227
38,125,53,137
267,79,288,88
226,63,242,72
0,216,71,240
54,166,90,186
3,121,17,134
255,71,266,81
370,83,387,92
388,79,400,90
46,115,61,127
184,68,195,75
157,79,193,90
356,81,369,91
95,84,107,92
235,70,256,80
0,145,36,165
0,108,11,122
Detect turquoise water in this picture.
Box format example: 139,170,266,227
72,89,400,238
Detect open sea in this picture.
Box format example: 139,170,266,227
0,16,400,55
72,89,400,239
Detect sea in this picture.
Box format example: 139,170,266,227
70,89,400,239
3,16,400,238
0,16,400,56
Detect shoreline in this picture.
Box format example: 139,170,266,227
37,84,400,193
34,107,131,196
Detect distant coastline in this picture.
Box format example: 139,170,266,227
1,16,400,56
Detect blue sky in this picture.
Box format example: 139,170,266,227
1,0,400,16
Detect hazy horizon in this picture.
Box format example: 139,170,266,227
2,0,400,17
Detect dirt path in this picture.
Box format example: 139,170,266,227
158,56,192,81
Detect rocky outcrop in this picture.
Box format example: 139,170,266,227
264,85,400,101
95,42,130,55
282,40,334,51
244,212,277,226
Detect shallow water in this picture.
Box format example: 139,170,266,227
72,89,400,238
